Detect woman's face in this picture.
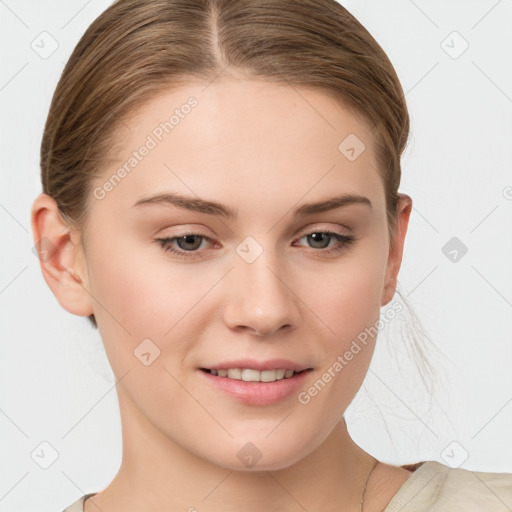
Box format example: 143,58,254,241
55,77,410,470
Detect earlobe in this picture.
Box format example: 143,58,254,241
381,193,413,306
30,193,94,318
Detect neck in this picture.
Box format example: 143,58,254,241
88,389,377,512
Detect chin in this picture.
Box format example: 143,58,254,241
204,438,309,472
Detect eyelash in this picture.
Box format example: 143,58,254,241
155,230,356,260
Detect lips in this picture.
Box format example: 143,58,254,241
199,366,313,406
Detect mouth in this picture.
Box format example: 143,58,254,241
199,366,313,405
200,367,311,383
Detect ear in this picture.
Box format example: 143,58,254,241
381,193,413,306
30,193,94,318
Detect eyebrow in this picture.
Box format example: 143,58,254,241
132,191,372,218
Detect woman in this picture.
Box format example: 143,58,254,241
30,0,512,510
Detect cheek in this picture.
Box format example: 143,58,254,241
85,234,221,365
295,259,384,428
90,251,157,331
87,233,183,331
305,249,386,343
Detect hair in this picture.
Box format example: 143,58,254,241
40,0,446,409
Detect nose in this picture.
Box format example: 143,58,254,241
222,249,300,337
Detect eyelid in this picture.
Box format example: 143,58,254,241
296,223,352,237
157,223,215,237
158,223,352,244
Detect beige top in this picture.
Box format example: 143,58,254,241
62,460,512,511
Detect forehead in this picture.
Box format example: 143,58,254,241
95,77,384,215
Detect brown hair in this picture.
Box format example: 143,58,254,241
41,0,409,331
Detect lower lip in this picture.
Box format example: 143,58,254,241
199,369,312,406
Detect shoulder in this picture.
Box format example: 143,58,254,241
383,461,512,511
61,493,96,512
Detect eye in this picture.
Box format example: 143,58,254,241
156,233,212,259
155,229,356,261
293,230,356,256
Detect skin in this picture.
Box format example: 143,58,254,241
32,76,413,512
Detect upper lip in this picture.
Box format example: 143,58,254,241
201,359,312,372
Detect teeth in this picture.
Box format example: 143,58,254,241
208,368,300,382
227,368,242,380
